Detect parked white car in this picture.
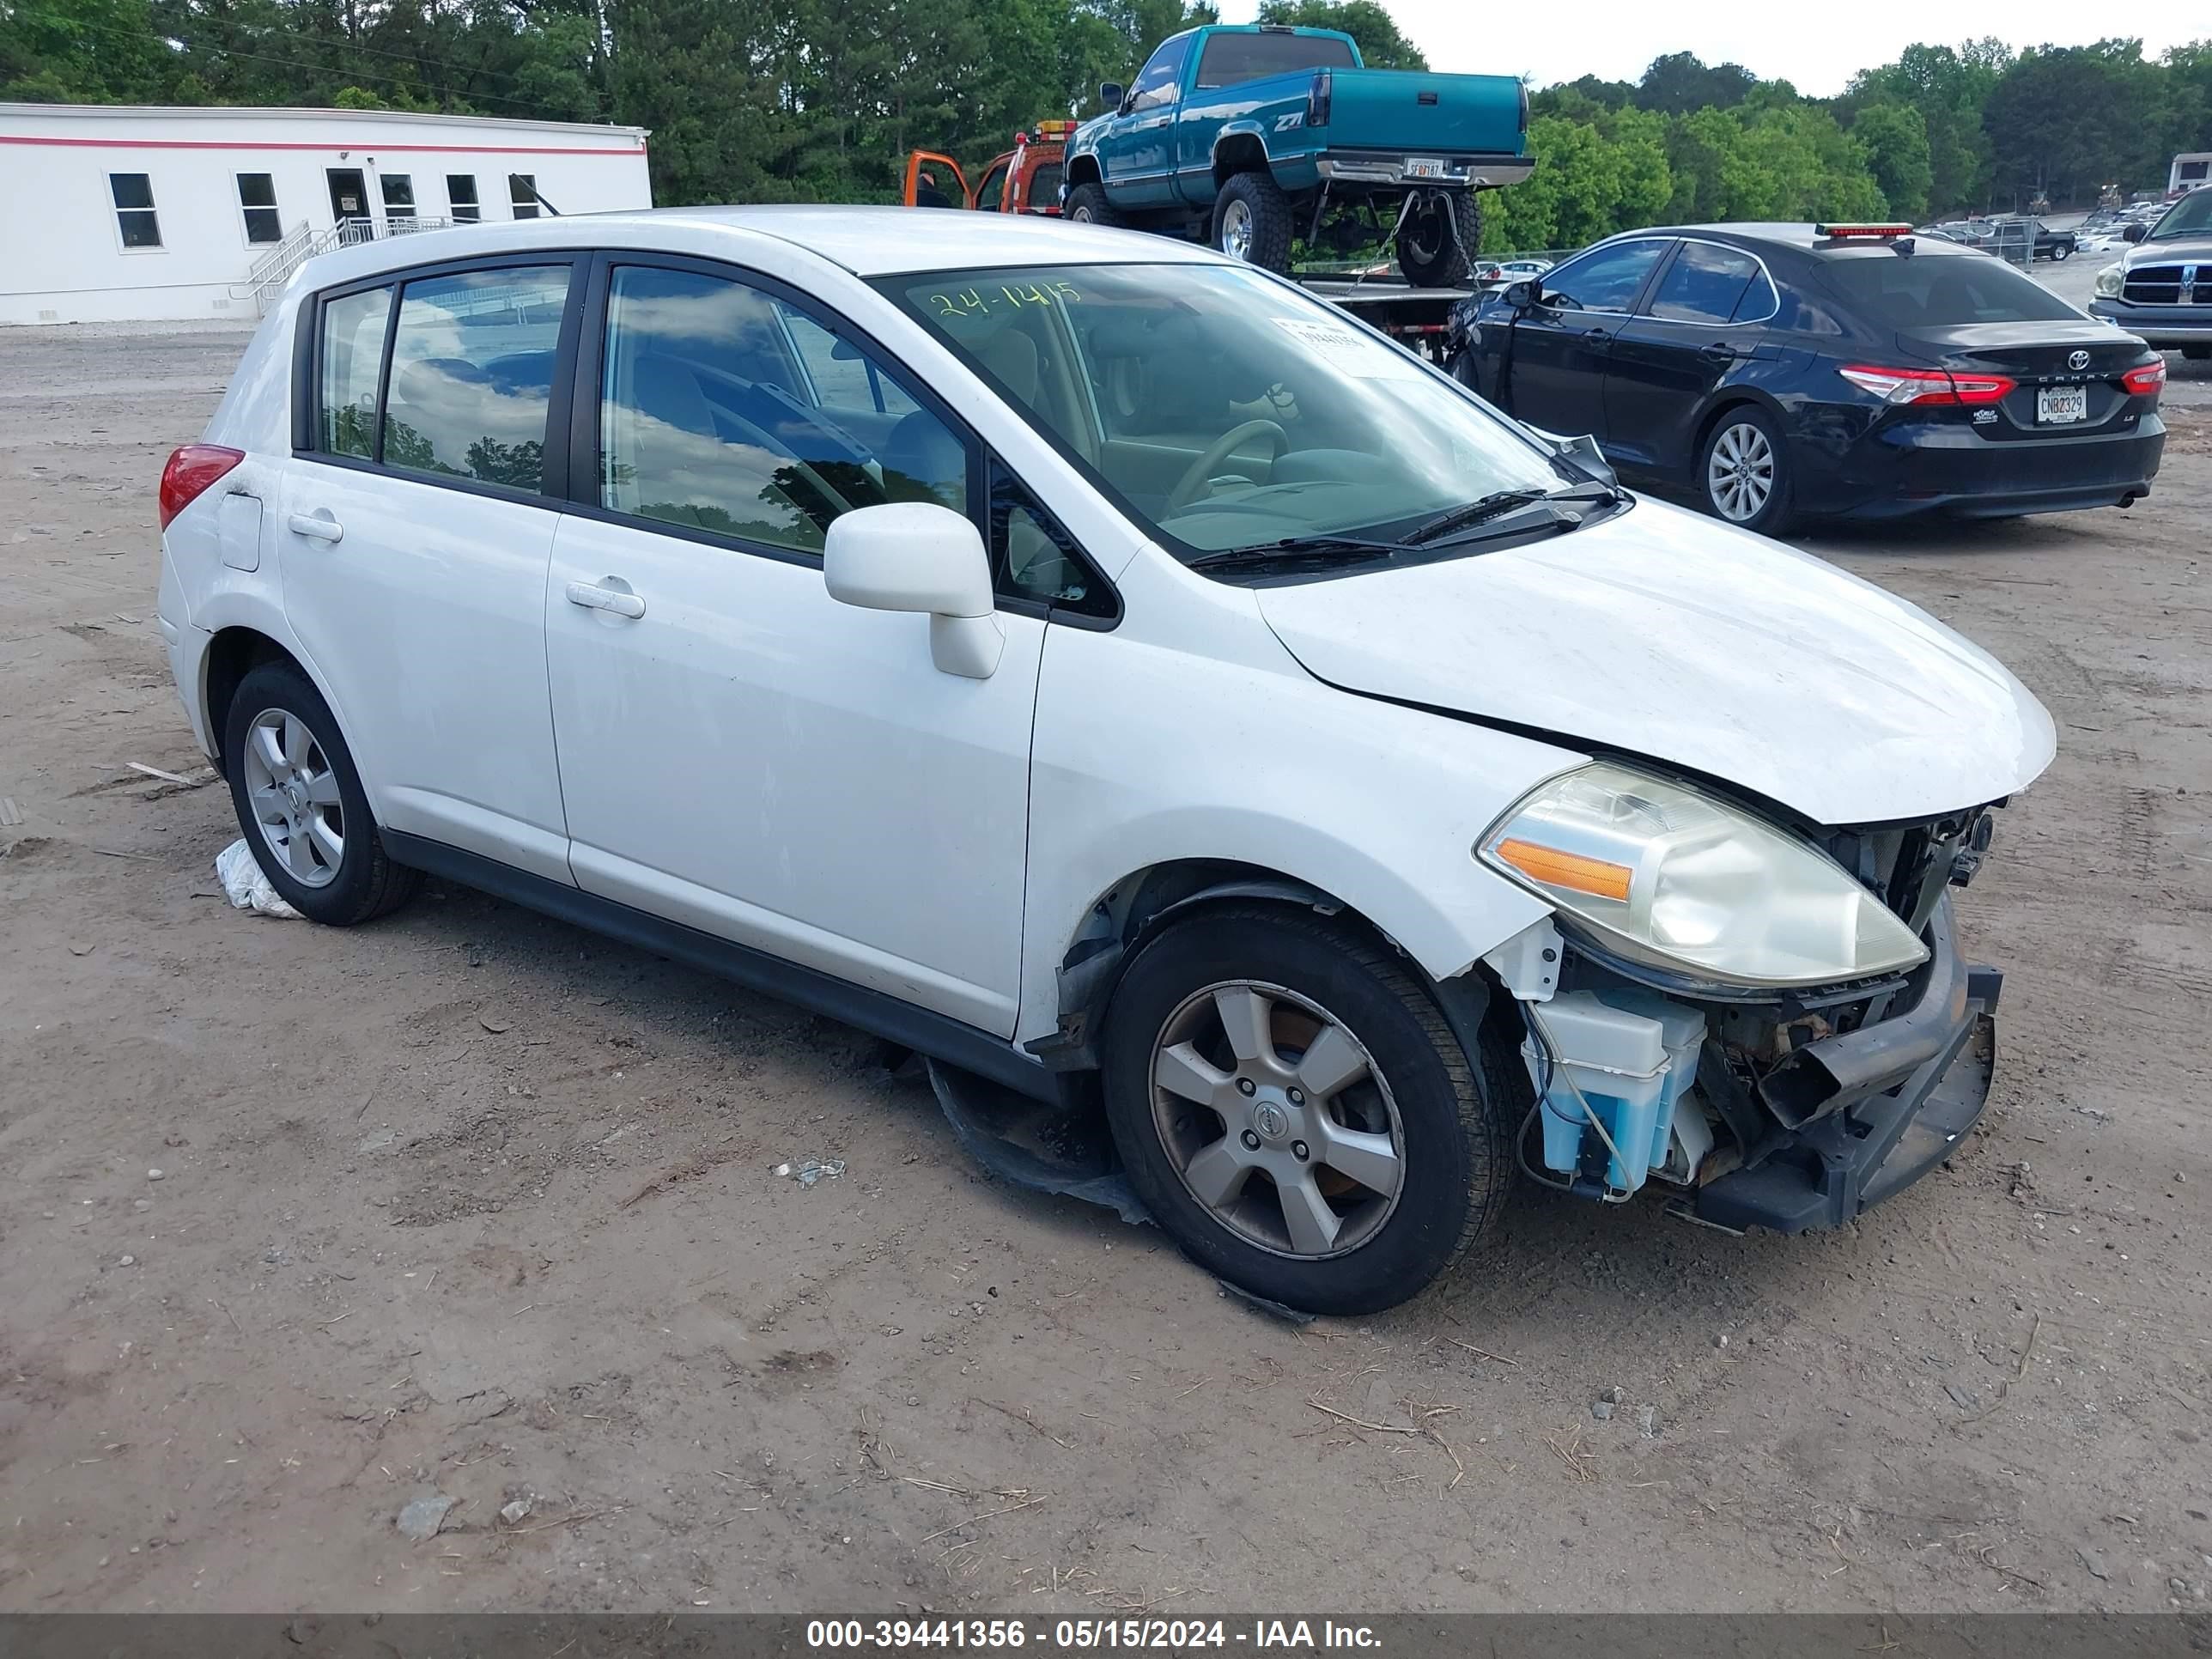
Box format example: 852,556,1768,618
157,208,2053,1313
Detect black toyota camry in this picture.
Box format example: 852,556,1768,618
1446,222,2167,535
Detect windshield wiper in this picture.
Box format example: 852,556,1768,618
1186,534,1403,573
1402,480,1622,547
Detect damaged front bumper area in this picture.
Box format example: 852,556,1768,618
1689,899,1998,1234
1509,892,2001,1235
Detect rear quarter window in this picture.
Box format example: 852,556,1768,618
1817,254,2081,326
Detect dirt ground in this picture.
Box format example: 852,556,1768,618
3,319,2209,1618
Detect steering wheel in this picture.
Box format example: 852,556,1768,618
1166,420,1289,514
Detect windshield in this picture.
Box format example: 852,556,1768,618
1817,253,2081,326
879,263,1571,559
2149,188,2212,240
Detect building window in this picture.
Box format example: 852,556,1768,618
509,173,539,219
381,174,416,222
110,173,161,249
236,173,283,245
447,174,480,222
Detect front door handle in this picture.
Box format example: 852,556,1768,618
565,580,645,620
287,510,343,544
1579,327,1613,343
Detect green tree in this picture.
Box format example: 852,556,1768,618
1850,102,1933,220
1252,0,1426,71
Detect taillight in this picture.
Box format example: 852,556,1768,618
1307,68,1333,128
2121,360,2166,397
159,445,245,530
1838,364,2017,406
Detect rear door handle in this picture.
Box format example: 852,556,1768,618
1700,342,1744,362
565,580,645,619
287,511,343,544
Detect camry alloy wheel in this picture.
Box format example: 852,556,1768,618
240,706,345,888
1707,421,1776,522
1218,198,1254,261
1148,980,1407,1259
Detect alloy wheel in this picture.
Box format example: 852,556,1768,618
1219,198,1254,261
1707,421,1776,522
1148,980,1406,1259
240,707,345,888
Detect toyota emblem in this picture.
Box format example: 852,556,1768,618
2068,349,2091,371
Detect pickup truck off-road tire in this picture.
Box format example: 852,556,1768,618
222,660,420,927
1099,904,1512,1315
1065,182,1125,229
1212,172,1295,274
1397,189,1480,288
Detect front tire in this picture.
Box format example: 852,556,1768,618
1211,172,1294,273
1064,182,1124,229
1698,405,1796,536
222,661,419,926
1396,190,1480,288
1100,907,1510,1315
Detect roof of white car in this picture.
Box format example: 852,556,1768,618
303,205,1226,284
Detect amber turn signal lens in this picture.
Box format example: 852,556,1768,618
1493,837,1633,902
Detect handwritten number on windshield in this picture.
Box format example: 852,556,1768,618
926,281,1082,321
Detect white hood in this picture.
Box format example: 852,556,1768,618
1255,498,2056,826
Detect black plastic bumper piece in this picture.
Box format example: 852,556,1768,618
1692,905,2000,1235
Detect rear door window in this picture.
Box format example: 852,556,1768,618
1194,31,1356,88
381,264,572,489
1646,242,1765,325
1818,255,2079,325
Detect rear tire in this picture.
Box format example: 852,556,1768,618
222,661,419,927
1396,189,1480,288
1698,404,1797,537
1211,172,1295,274
1100,906,1510,1315
1064,182,1124,229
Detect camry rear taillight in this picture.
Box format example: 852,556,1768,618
2121,360,2166,397
1838,364,2017,406
158,445,244,530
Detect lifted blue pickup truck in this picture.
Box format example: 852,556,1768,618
1063,23,1532,287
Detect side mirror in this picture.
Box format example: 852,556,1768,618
824,502,1004,680
1098,82,1125,111
1504,279,1540,309
2122,222,2147,243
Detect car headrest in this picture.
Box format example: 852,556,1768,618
974,327,1041,405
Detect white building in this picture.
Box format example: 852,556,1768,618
1,104,653,325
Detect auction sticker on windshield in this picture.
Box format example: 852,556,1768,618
1268,316,1426,380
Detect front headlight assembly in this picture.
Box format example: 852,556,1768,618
1477,762,1930,989
2094,262,2125,299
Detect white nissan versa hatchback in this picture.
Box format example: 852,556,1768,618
157,208,2054,1314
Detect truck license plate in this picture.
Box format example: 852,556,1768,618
1404,157,1449,179
2037,386,2087,424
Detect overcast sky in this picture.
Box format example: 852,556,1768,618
1212,0,2193,97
